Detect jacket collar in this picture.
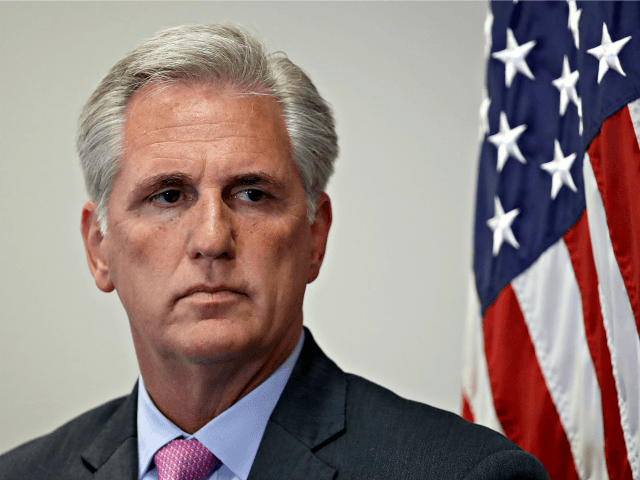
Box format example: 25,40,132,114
248,328,346,480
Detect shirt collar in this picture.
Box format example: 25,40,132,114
137,330,304,480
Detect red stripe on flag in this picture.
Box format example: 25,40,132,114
461,391,474,423
588,105,640,338
563,211,633,480
483,285,578,480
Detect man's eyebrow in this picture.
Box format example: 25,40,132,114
227,172,287,190
133,172,193,196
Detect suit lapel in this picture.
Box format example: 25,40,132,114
80,384,139,479
248,329,346,480
90,437,138,480
248,422,336,480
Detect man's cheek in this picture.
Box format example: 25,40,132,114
122,224,172,265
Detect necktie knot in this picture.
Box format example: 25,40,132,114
154,439,220,480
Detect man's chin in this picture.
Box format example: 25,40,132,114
169,345,253,365
169,323,265,365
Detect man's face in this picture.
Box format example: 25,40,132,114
82,82,330,366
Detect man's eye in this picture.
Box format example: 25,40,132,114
153,189,182,204
236,189,266,202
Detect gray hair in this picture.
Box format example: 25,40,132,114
77,24,338,233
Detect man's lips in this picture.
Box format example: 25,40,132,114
176,285,247,304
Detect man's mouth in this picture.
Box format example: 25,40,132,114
176,284,247,305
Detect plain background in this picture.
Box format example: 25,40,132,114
0,1,487,454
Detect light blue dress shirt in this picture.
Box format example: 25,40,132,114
137,331,304,480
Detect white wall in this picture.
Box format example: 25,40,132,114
0,1,487,454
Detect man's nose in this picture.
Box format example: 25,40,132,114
187,194,236,260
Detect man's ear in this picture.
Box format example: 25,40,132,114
81,201,115,292
308,192,332,284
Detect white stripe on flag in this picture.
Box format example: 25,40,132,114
628,99,640,148
462,275,504,434
511,241,608,480
584,151,640,480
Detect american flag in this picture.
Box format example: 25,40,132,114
462,2,640,479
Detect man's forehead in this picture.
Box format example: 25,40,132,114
122,82,289,150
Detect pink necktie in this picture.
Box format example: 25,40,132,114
154,439,221,480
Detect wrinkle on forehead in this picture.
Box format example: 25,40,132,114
132,125,266,147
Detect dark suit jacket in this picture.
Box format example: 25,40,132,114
0,329,549,479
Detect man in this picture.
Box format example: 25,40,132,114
0,24,549,479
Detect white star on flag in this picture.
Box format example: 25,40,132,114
540,139,578,200
487,196,520,256
567,0,582,49
487,111,527,172
552,56,580,116
587,23,632,84
492,28,536,88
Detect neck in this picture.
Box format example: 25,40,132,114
134,326,302,434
